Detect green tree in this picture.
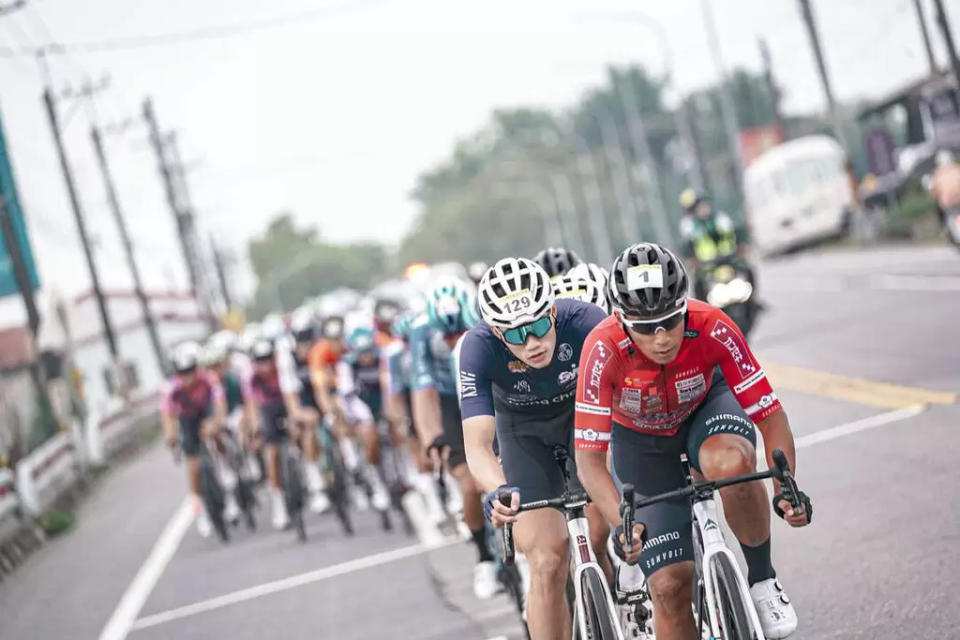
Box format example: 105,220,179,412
246,213,387,318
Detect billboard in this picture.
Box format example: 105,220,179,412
0,109,40,298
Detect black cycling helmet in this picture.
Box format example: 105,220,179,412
608,242,688,318
533,247,582,278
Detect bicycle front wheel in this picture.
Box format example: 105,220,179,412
578,568,619,640
712,553,755,640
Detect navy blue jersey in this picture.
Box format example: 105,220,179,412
458,299,607,419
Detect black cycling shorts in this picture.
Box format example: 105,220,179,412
612,372,757,578
496,402,582,503
440,393,466,468
259,402,288,444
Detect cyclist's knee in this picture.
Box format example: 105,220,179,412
526,540,568,586
647,563,694,618
699,435,755,480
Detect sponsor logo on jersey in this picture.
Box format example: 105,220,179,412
459,372,477,398
642,530,681,551
508,360,529,374
619,387,642,413
733,368,766,394
513,380,532,394
709,319,756,378
584,341,611,404
575,402,611,416
758,393,775,408
684,329,700,339
558,343,573,362
674,373,706,403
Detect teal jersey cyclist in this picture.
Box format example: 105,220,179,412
409,279,497,599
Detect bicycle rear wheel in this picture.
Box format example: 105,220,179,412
578,568,619,640
712,553,755,640
199,451,229,543
326,443,354,535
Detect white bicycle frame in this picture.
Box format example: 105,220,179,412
693,498,766,640
566,504,626,640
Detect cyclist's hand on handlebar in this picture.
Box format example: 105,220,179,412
483,485,519,529
613,523,646,565
165,432,179,450
774,491,812,527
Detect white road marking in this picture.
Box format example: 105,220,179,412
98,497,193,640
793,404,926,449
130,537,459,632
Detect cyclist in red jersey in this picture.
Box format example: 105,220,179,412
575,243,811,640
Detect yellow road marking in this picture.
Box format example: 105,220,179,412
759,361,958,409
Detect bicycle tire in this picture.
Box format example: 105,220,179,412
281,445,306,541
579,568,619,640
324,438,354,535
199,453,229,543
712,553,755,640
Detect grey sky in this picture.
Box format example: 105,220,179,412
0,0,956,306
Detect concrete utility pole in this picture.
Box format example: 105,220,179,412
90,124,167,375
142,98,213,322
797,0,849,153
933,0,960,89
210,235,233,310
759,37,787,137
43,84,119,358
914,0,939,77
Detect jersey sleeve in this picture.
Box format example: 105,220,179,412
275,343,302,395
456,330,495,419
336,360,356,396
409,323,437,392
706,309,782,422
574,328,617,451
160,380,176,415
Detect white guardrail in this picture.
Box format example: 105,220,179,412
14,431,81,517
86,390,161,466
0,467,22,540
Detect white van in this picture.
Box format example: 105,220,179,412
744,135,853,255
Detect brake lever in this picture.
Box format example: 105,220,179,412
498,490,516,565
771,449,804,516
620,483,636,555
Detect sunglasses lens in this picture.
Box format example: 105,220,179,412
503,316,552,345
627,311,684,335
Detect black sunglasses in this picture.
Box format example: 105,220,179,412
621,308,686,336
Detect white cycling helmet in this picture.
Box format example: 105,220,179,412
569,262,610,291
200,343,228,367
171,341,202,374
260,313,286,341
553,272,610,314
238,322,261,354
477,257,554,329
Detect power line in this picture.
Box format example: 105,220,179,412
0,0,385,57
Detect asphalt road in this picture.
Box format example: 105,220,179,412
1,244,959,640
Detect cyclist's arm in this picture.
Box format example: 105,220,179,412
308,343,340,416
161,408,178,445
755,408,796,493
409,325,442,446
458,331,505,492
573,332,620,527
463,415,505,493
241,374,261,436
710,310,794,483
209,375,227,427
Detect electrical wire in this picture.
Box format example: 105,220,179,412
0,0,385,57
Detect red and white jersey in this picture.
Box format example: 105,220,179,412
574,300,781,451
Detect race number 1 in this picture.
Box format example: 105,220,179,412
626,264,663,289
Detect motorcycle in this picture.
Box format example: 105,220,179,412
698,255,760,337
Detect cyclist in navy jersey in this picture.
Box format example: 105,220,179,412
458,258,610,640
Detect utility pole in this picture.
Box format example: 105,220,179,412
797,0,849,153
43,85,119,358
142,98,213,323
933,0,960,89
90,124,167,375
700,0,745,198
759,37,787,137
678,97,711,195
914,0,939,77
210,235,233,310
